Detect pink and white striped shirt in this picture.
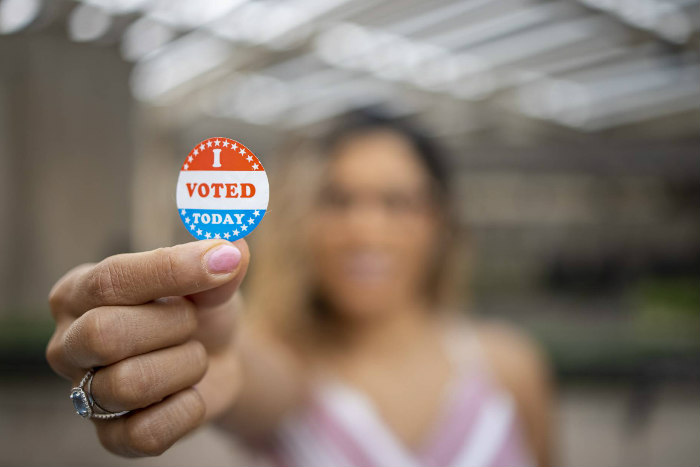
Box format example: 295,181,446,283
258,328,535,467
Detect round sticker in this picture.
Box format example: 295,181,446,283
176,137,268,241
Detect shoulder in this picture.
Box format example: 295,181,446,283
470,320,553,422
475,319,550,388
469,319,554,466
445,315,550,386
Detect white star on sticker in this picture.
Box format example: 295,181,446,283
207,141,212,147
184,163,189,170
246,155,253,162
248,218,254,224
214,233,221,239
197,229,203,235
188,156,193,162
205,232,211,239
190,224,196,230
222,141,229,147
199,144,205,151
194,149,199,155
239,148,245,155
251,163,259,170
214,140,220,146
232,143,238,150
181,210,186,215
241,224,248,231
233,229,239,236
224,232,230,239
253,210,260,217
185,217,190,223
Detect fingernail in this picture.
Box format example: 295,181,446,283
206,244,241,274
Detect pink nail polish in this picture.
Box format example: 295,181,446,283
206,244,241,273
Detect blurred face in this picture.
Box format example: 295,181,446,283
308,130,442,319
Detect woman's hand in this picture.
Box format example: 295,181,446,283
46,240,249,457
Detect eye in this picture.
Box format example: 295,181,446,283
383,192,413,213
382,190,430,216
318,187,352,211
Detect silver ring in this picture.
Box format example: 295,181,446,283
69,369,130,420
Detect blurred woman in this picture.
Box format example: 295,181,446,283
227,110,554,466
46,111,553,467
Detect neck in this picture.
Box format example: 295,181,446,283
321,297,438,358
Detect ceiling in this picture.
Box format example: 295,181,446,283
2,0,699,139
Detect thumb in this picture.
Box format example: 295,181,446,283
187,238,250,351
187,238,250,309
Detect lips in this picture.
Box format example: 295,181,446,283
341,250,393,284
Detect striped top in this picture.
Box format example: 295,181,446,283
259,327,535,467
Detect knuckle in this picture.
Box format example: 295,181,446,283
95,425,127,458
45,334,68,376
152,247,182,290
123,389,206,456
180,388,207,425
84,312,114,360
160,296,198,331
48,263,97,318
45,334,61,366
154,297,199,341
47,284,67,314
65,310,114,364
47,265,89,314
179,303,198,334
175,294,198,316
90,258,127,304
187,341,209,374
124,418,170,457
183,303,199,333
109,359,154,407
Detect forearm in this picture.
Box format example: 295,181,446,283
210,322,306,441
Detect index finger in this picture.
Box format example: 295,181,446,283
50,240,247,317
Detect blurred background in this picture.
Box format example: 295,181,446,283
0,0,698,465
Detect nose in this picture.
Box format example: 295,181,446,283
342,198,392,244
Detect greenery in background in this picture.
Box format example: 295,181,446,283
630,277,700,342
0,309,55,359
522,275,700,381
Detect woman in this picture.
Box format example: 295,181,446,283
46,111,553,466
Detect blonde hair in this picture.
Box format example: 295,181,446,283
245,130,468,350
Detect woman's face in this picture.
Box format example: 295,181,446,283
308,130,442,319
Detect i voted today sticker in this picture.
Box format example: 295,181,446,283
176,137,268,241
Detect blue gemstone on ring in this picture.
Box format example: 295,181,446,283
70,388,91,418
